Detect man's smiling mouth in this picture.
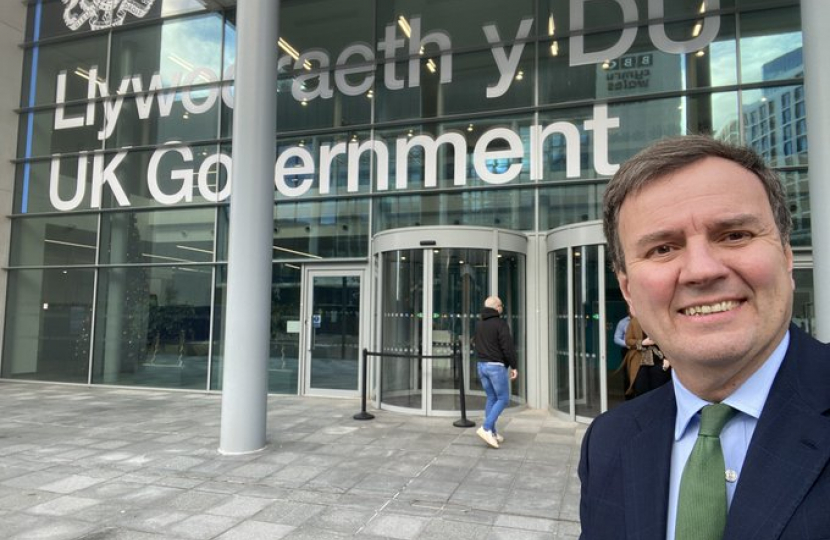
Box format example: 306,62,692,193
681,300,741,316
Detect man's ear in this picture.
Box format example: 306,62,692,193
616,270,636,318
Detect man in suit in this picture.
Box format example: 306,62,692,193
579,135,830,540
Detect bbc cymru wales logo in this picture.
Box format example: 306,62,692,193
62,0,157,31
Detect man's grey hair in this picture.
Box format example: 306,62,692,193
485,296,502,309
603,135,792,273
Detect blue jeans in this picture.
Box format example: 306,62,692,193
477,362,510,433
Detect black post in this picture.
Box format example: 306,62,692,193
353,348,375,420
453,341,475,428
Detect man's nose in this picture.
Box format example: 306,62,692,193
678,240,729,285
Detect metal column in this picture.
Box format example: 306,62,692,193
219,0,280,454
801,0,830,341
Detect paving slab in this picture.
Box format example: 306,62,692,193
0,381,585,539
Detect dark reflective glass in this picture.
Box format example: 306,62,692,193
27,36,109,107
210,263,302,394
9,214,98,266
98,208,215,265
373,189,534,232
540,184,605,230
2,268,94,383
376,0,534,54
92,265,213,390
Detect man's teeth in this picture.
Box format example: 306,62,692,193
682,301,740,316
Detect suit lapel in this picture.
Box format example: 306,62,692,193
725,328,830,540
621,386,676,540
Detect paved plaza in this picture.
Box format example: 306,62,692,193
0,382,585,539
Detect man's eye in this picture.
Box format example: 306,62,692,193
724,231,751,242
648,245,673,257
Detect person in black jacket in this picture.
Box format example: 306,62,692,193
473,296,518,449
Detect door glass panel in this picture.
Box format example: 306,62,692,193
431,248,489,412
606,259,629,411
380,250,424,409
551,249,570,414
573,245,602,418
793,268,815,336
498,250,526,404
309,275,360,392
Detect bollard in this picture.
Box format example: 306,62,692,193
353,348,375,420
452,342,475,428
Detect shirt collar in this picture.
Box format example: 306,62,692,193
673,330,790,441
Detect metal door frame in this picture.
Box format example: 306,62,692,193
300,265,368,398
372,227,527,416
546,221,608,423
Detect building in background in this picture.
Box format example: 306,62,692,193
0,0,821,422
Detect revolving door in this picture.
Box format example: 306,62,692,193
373,227,527,416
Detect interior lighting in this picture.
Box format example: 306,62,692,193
602,60,611,70
692,22,703,37
467,123,474,132
550,42,559,57
272,245,323,259
695,50,706,57
515,70,524,81
398,16,412,38
426,59,437,73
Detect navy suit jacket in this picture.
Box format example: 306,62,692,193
578,325,830,540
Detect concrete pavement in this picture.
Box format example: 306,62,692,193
0,382,585,540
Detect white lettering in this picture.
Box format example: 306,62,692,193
275,146,315,197
49,153,87,211
198,153,232,202
474,127,524,184
148,145,194,205
396,132,467,189
90,151,131,208
484,18,534,98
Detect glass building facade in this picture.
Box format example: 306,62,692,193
0,0,820,421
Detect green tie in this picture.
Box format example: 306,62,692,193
675,403,737,540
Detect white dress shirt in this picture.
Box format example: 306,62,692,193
665,331,790,540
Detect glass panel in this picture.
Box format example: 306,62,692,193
739,7,802,85
29,0,207,41
742,86,807,168
540,184,604,230
9,214,98,266
18,144,227,212
782,170,810,247
551,249,570,415
498,250,526,404
27,36,109,106
376,0,535,53
431,248,489,411
309,275,361,391
270,200,370,260
99,209,215,265
602,92,740,168
545,0,736,36
605,254,628,411
793,268,815,337
269,264,302,393
540,16,737,105
211,263,302,393
92,265,212,389
109,14,224,93
2,268,94,383
380,249,423,409
573,245,601,418
373,190,534,232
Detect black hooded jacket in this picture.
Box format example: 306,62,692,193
473,307,517,369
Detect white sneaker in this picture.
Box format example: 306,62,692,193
494,433,505,443
477,427,499,449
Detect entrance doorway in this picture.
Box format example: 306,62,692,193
373,227,527,416
301,267,366,397
547,221,627,422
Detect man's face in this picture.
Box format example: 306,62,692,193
616,157,793,392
